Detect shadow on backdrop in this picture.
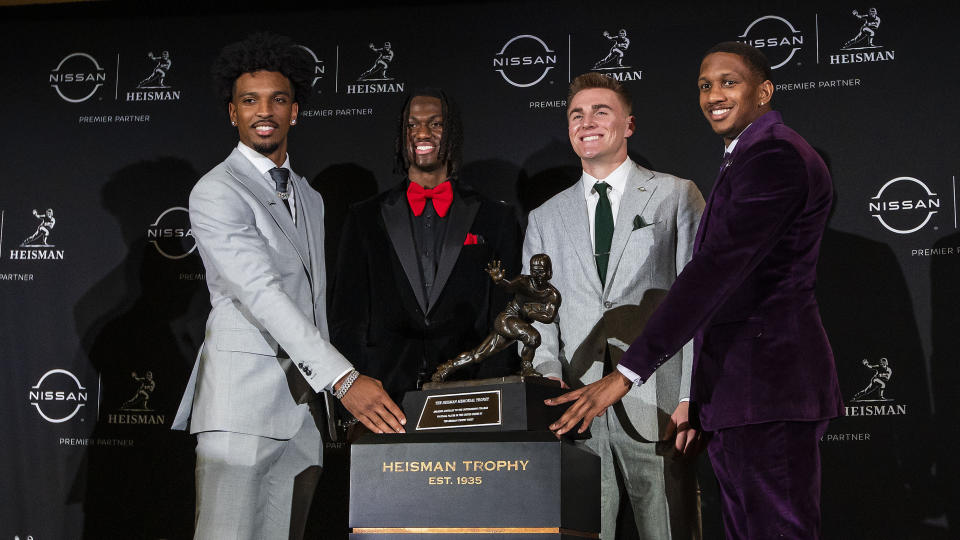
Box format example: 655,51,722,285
460,158,523,219
517,139,581,219
310,163,379,284
928,231,958,536
815,148,940,539
71,158,206,539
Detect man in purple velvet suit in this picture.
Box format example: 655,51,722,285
547,42,844,539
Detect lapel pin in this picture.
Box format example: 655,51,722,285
638,187,647,192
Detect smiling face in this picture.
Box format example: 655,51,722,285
405,95,446,185
698,52,773,146
228,70,298,166
567,87,634,177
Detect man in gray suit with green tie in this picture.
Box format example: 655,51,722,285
522,73,704,539
171,33,405,540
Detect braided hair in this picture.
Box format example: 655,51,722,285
393,88,464,179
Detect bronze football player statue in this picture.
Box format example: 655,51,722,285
432,253,561,382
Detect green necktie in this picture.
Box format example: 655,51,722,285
594,182,614,287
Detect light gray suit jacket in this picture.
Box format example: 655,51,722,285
523,160,704,441
172,148,352,440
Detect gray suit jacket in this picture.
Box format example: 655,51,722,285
523,160,704,441
172,148,351,439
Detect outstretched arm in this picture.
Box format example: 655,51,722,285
190,180,405,432
549,140,815,435
487,260,527,293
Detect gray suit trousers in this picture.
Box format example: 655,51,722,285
194,405,323,540
583,410,701,540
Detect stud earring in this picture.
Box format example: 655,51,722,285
231,121,237,126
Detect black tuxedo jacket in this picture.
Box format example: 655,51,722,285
330,180,522,403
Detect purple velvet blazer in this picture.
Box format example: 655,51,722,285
620,111,844,431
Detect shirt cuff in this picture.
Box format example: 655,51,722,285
616,364,643,386
679,397,690,403
328,367,356,393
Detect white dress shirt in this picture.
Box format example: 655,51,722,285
582,157,632,251
724,121,754,155
237,142,297,223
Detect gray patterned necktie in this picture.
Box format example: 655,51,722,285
268,167,291,214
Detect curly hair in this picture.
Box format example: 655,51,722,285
212,32,313,106
393,88,464,179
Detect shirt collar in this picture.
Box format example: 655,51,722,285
582,158,632,198
723,121,756,155
236,141,291,176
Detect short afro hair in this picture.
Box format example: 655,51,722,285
212,32,313,107
703,42,772,83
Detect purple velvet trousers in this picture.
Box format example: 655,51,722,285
707,420,829,539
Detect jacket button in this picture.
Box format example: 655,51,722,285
604,301,614,308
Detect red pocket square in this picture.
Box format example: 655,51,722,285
464,233,479,245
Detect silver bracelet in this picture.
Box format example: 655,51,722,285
334,369,360,400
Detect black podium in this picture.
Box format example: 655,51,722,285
349,377,600,539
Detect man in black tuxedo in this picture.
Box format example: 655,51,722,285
330,88,521,407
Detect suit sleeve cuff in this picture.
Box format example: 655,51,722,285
327,367,355,394
616,364,643,386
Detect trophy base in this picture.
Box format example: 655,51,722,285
402,376,577,435
421,374,560,391
350,431,600,536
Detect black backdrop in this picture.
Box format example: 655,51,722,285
1,1,957,538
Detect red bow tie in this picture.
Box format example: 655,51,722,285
406,180,453,217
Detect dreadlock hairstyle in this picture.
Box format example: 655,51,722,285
393,88,464,179
212,32,313,108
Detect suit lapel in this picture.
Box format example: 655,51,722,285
224,149,310,270
381,185,429,313
290,174,318,300
694,163,730,252
427,188,479,314
606,164,656,294
558,182,603,295
695,113,779,252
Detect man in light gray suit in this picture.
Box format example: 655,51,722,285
523,73,704,539
172,33,405,540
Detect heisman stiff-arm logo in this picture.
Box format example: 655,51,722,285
842,7,883,50
358,42,395,81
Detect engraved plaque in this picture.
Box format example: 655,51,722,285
416,390,502,430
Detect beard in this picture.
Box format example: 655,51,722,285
253,141,281,156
